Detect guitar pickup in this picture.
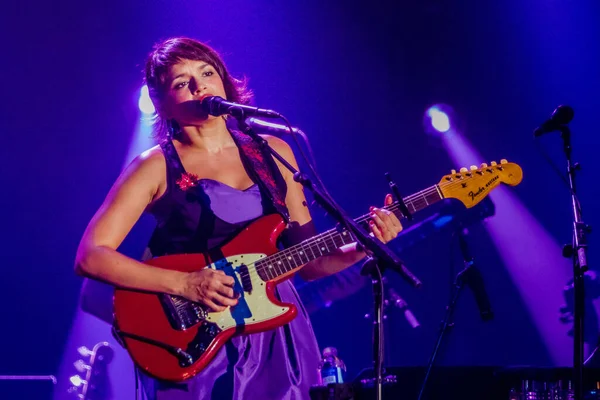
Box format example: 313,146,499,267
239,263,253,293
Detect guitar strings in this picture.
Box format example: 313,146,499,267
252,184,442,277
177,169,506,312
249,169,504,280
238,185,440,283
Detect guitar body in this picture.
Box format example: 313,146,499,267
113,214,297,382
113,159,524,383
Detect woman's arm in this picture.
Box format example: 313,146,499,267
75,148,239,311
74,149,184,294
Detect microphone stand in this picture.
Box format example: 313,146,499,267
417,228,479,400
235,117,422,400
559,125,590,400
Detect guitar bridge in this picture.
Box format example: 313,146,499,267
159,294,206,331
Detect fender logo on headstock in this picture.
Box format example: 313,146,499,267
468,175,499,202
469,187,485,202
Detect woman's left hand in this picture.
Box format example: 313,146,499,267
369,194,403,244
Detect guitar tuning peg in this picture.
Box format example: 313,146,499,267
490,161,497,166
73,359,91,373
470,165,478,171
77,346,93,357
500,159,507,164
480,163,488,168
451,169,457,174
459,167,468,173
69,374,87,388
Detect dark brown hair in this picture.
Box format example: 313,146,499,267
144,37,252,140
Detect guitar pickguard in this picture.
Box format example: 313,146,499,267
205,253,290,331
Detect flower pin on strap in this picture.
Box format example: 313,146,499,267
176,172,200,191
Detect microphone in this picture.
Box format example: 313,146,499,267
458,231,494,321
201,96,281,119
245,117,300,135
388,287,420,328
534,105,574,137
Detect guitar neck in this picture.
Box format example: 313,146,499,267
256,184,444,281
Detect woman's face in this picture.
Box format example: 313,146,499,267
161,59,227,125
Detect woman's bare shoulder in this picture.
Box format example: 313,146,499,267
125,144,166,175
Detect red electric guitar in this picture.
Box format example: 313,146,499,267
113,160,523,382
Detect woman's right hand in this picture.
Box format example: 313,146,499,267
179,268,239,312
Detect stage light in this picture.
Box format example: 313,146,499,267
428,107,450,132
138,85,156,115
424,105,451,134
423,103,458,137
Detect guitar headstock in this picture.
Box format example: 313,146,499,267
438,159,523,208
68,342,114,400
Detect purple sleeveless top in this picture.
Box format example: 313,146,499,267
140,139,322,400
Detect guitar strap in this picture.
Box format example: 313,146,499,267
229,129,291,224
229,127,318,247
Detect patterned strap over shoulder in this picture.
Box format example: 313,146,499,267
230,129,290,223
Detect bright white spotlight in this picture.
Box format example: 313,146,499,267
423,103,456,136
138,85,156,115
427,106,450,133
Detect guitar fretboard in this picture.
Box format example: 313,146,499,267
255,184,444,281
